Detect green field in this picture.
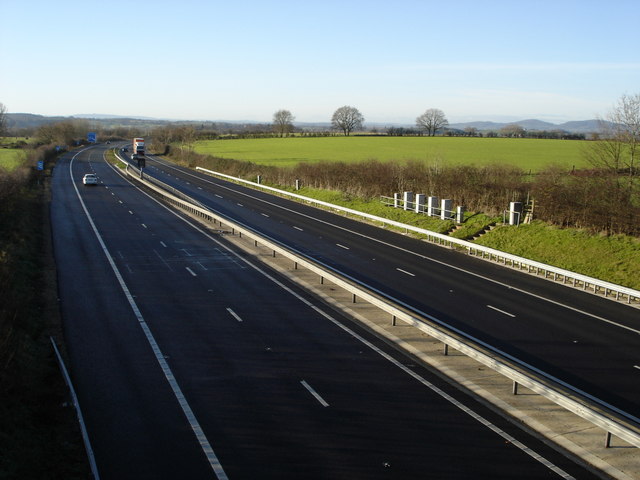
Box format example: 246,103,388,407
0,149,25,170
193,136,589,170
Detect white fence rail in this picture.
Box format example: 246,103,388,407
195,167,639,306
114,155,640,449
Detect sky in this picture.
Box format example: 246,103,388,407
1,0,639,125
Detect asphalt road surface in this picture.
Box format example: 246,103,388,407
134,150,640,421
50,145,603,479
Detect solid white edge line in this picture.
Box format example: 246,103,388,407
154,158,637,335
300,380,330,407
70,150,228,480
109,152,573,479
51,336,100,479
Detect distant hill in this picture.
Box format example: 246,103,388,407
5,113,174,130
5,113,69,129
449,119,604,134
4,113,607,135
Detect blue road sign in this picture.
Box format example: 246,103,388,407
87,132,97,143
37,160,44,171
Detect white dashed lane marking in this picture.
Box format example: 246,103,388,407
487,305,516,318
396,268,415,277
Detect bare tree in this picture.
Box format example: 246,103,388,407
610,93,640,176
272,109,295,137
586,93,640,176
416,108,448,136
175,125,197,161
0,102,7,137
35,120,88,145
331,106,364,136
500,124,526,138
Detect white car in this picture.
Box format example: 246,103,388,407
82,173,98,185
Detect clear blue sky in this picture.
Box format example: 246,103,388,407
1,0,638,124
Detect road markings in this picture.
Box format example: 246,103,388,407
237,203,243,207
128,210,134,215
293,226,304,231
300,380,329,407
634,365,640,371
119,157,574,480
226,308,243,322
69,151,228,480
396,268,416,277
215,194,223,198
487,305,516,318
261,213,270,217
160,241,167,248
141,223,147,229
167,163,637,334
336,244,350,250
153,249,173,271
186,267,197,277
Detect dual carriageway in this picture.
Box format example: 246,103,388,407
51,144,639,479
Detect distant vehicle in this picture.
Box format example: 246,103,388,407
82,173,98,185
133,137,145,156
122,147,128,152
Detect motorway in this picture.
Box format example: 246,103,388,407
50,144,602,479
135,149,640,420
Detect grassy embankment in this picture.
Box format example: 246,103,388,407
189,137,639,289
0,150,88,478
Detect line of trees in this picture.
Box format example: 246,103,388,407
172,149,639,235
167,92,639,236
3,95,637,235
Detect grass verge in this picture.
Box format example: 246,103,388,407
265,184,455,234
214,175,640,290
0,156,88,478
474,221,640,290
